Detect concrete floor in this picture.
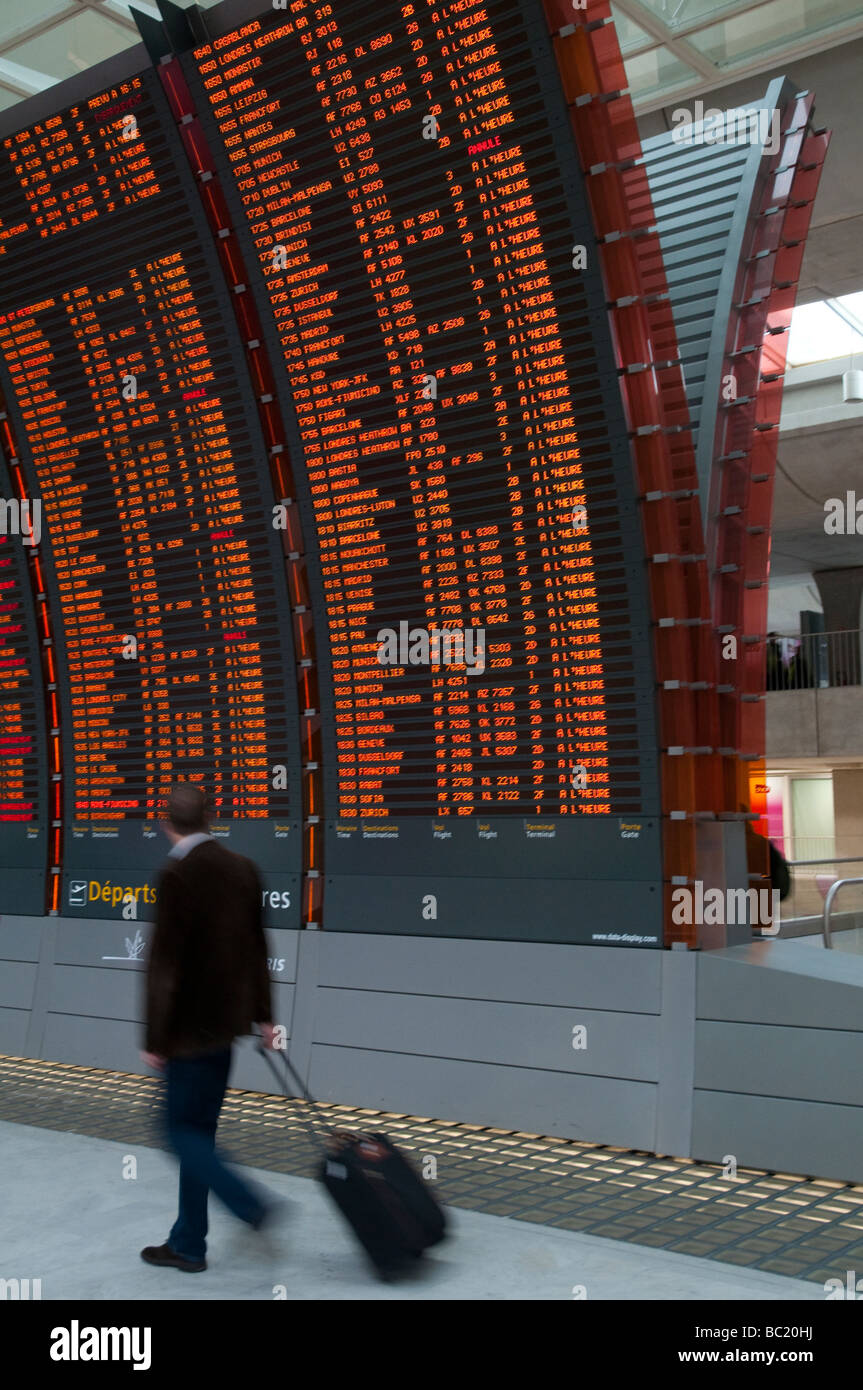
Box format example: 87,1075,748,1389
1,1121,825,1300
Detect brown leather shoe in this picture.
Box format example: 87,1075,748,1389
140,1243,206,1273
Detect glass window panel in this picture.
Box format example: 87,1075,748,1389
688,0,863,65
0,0,72,26
609,5,657,52
632,0,760,27
787,297,863,367
0,84,25,112
5,11,133,83
624,46,701,98
837,292,863,328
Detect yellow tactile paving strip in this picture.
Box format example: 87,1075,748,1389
2,1053,861,1284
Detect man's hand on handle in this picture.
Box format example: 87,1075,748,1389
142,1031,276,1065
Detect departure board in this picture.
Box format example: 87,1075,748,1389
0,0,666,946
0,68,302,924
186,0,662,942
0,444,48,913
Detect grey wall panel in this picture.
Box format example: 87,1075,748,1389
229,1033,292,1094
259,982,295,1040
656,950,696,1157
264,930,300,983
696,1020,863,1106
41,1014,147,1073
53,920,152,969
692,1089,863,1185
313,988,659,1081
309,1044,657,1149
49,918,301,982
0,960,37,1010
0,917,44,962
40,985,295,1073
0,1006,29,1054
43,969,293,1036
697,942,863,1028
48,966,144,1021
8,923,863,1185
285,929,319,1084
316,933,663,1013
22,916,58,1059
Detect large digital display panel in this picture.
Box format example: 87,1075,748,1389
186,0,663,942
0,66,302,924
0,446,48,914
0,0,665,945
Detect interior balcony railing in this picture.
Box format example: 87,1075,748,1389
766,629,862,690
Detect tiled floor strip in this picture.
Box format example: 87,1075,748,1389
2,1054,861,1284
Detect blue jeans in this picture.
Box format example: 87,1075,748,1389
164,1047,264,1261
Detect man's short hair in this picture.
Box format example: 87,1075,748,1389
166,782,208,834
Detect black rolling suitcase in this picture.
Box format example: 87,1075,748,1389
256,1040,446,1277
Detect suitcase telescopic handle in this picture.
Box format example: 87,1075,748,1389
251,1028,329,1159
253,1027,316,1104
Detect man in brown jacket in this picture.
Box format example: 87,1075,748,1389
141,782,277,1273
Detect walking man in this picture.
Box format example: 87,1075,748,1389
141,781,277,1273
